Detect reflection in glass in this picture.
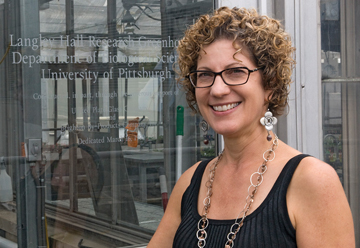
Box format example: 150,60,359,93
1,0,215,246
37,0,214,243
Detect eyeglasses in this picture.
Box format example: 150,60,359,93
186,67,262,88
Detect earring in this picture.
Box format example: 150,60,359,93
200,120,209,145
260,109,277,141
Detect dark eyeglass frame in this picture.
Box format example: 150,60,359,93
186,66,263,88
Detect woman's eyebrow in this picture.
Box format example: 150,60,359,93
196,63,245,71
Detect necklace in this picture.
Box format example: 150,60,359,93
197,135,279,248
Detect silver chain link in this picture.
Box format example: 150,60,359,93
197,135,279,248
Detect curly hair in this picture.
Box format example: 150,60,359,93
176,7,296,116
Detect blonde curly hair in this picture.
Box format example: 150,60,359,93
176,6,295,116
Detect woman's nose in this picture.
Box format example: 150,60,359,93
210,75,231,97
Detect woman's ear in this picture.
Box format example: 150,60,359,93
265,89,273,104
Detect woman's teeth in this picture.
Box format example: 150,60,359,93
212,103,239,112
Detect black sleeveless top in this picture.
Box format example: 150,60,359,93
173,154,309,248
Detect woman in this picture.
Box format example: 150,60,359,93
148,7,355,248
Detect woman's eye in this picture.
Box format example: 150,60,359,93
227,68,247,75
198,72,213,78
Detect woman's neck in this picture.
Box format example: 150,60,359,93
221,128,274,169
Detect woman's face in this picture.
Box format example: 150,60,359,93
195,39,271,138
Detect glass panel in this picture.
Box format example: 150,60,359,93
322,82,343,182
0,0,215,246
321,0,360,246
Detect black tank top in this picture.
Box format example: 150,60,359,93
173,154,309,248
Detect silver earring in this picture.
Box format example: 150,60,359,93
200,120,209,145
260,109,277,141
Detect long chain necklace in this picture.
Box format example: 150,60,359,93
196,135,279,248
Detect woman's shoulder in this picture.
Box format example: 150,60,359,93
279,142,342,200
286,151,355,247
277,141,337,181
288,155,344,214
291,155,340,188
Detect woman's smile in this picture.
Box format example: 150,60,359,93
211,102,240,112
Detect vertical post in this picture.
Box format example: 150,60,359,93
7,0,43,246
82,79,88,129
107,0,119,224
66,0,78,212
0,4,7,158
54,79,58,144
176,106,184,181
5,1,26,246
124,78,128,135
107,0,138,225
340,1,359,245
90,78,99,127
160,0,176,193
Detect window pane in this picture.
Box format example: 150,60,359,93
321,0,360,245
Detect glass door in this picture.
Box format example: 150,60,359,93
0,0,216,246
